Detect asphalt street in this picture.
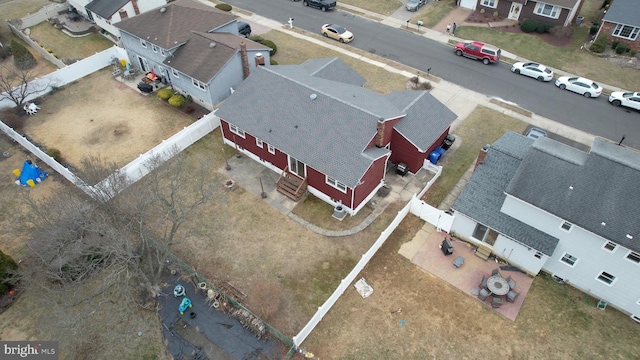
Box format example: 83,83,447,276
226,0,640,148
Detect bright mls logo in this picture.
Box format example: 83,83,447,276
1,341,58,359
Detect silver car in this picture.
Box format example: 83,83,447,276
405,0,426,11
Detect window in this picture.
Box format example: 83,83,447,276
627,251,640,264
596,271,616,285
534,3,560,19
480,0,496,8
267,144,275,154
561,221,572,231
612,24,640,40
326,176,347,193
160,48,165,56
560,253,578,267
192,78,206,91
603,241,617,252
472,224,498,246
229,124,245,138
534,252,543,259
171,69,179,78
256,138,263,148
152,44,158,53
140,39,147,48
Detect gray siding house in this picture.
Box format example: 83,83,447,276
452,131,640,320
115,0,270,110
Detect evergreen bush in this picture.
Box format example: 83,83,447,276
46,147,61,161
615,44,627,54
535,22,551,33
0,249,18,295
168,94,185,108
590,25,599,35
611,40,619,49
520,19,538,33
589,34,608,53
10,39,36,70
157,88,173,100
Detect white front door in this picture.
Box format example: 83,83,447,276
508,3,522,20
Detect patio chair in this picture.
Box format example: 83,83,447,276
453,255,465,268
506,275,516,289
492,296,504,308
507,290,520,303
491,268,501,277
479,275,487,290
478,288,489,301
471,288,480,296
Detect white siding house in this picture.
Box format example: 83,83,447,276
452,131,640,320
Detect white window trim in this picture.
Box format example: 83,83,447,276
559,252,578,267
267,144,275,154
192,78,206,91
560,221,572,232
171,69,179,78
326,176,347,193
602,241,617,253
480,0,497,8
534,251,543,259
534,2,560,19
612,24,640,40
626,251,640,264
229,124,246,138
140,39,147,48
256,138,263,148
596,271,617,286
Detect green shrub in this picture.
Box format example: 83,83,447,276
616,44,627,54
631,49,637,56
10,39,36,70
590,25,599,35
590,34,608,53
0,46,10,61
0,249,18,295
535,22,551,33
157,88,173,100
270,59,278,65
520,19,538,33
625,46,631,53
215,3,232,11
46,147,61,161
611,40,619,49
186,94,193,103
480,8,485,14
168,94,185,108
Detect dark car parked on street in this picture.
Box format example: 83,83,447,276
238,21,251,38
302,0,336,12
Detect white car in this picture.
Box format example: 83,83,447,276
608,91,640,111
510,62,554,82
321,24,353,43
555,76,602,98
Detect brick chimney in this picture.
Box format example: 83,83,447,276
240,42,250,79
375,119,385,148
254,53,265,66
475,144,490,169
131,0,140,15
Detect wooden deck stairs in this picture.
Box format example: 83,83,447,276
475,243,492,261
276,166,307,201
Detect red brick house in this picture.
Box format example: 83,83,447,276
472,0,584,27
596,0,640,52
216,58,457,215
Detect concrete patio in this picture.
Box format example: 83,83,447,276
401,224,534,321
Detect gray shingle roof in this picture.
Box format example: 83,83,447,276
301,58,366,86
453,131,559,255
164,32,269,82
115,0,237,49
389,91,458,152
217,58,454,188
507,137,640,253
86,0,129,18
602,0,640,27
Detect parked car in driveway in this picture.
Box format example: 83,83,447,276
454,41,501,65
608,91,640,111
303,0,336,11
405,0,426,11
555,76,602,98
321,24,353,43
511,62,554,82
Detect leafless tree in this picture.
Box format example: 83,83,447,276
0,63,51,109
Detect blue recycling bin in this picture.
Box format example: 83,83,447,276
429,147,446,164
